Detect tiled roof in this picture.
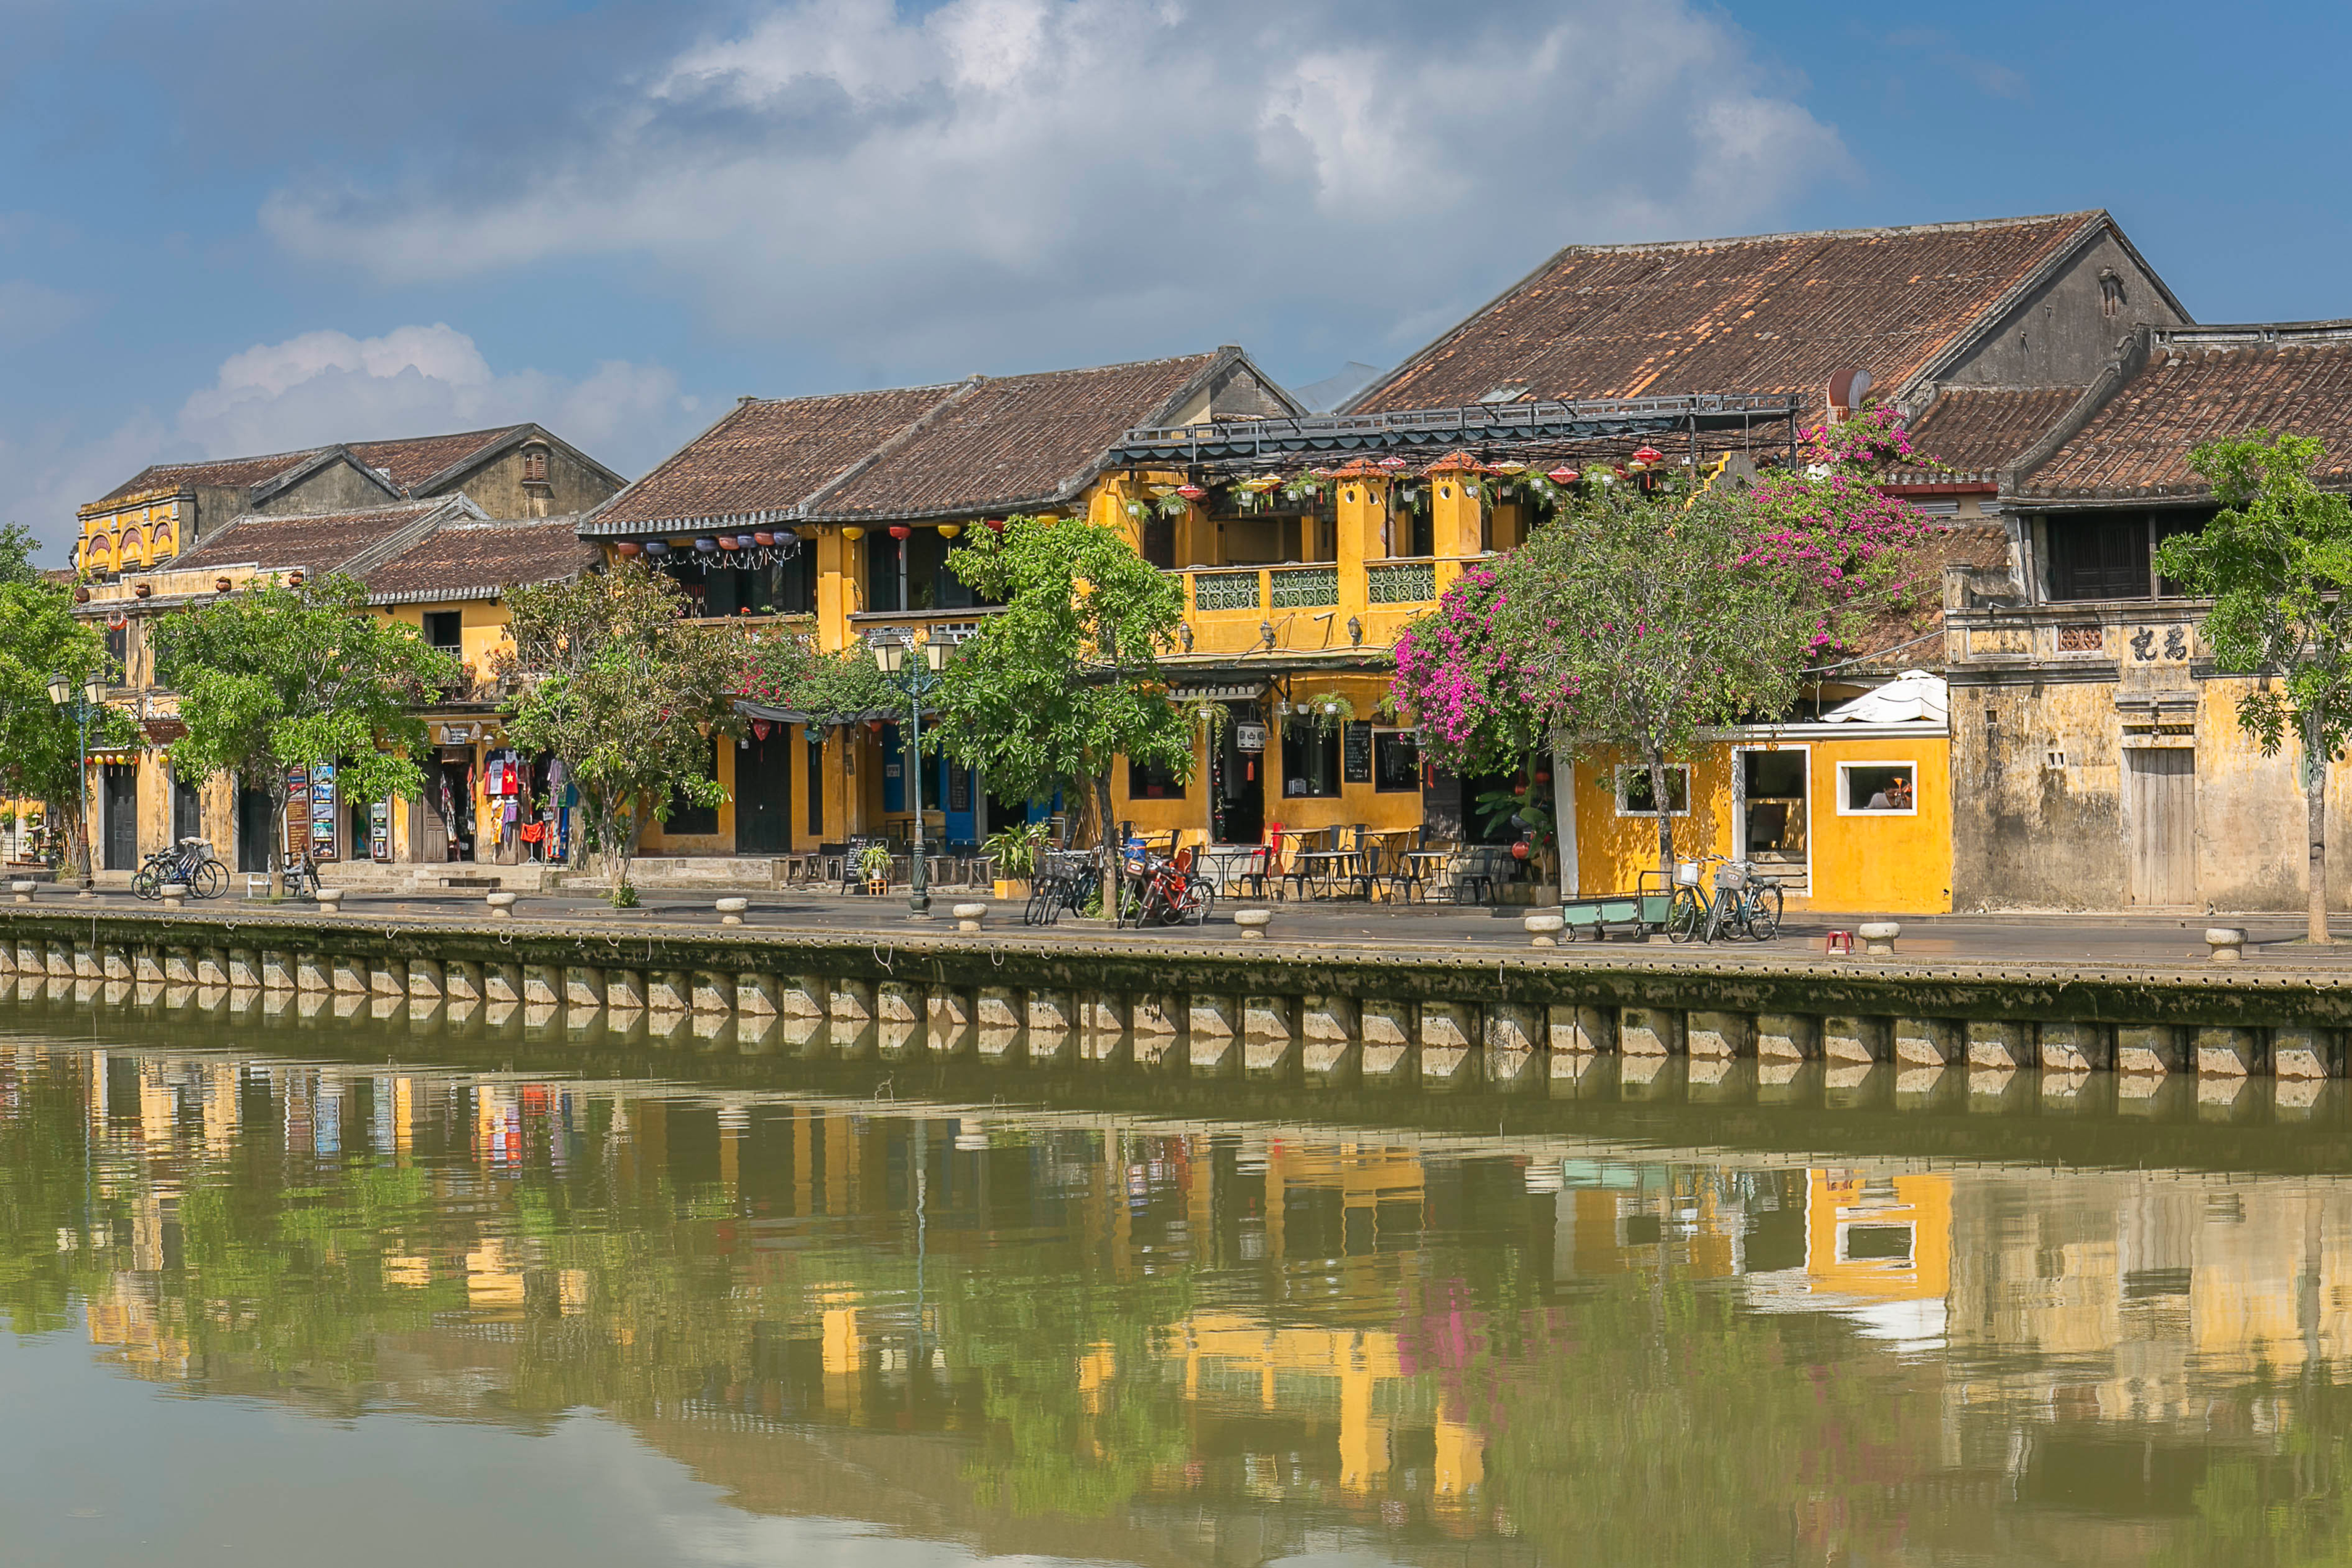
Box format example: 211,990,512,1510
590,351,1233,532
171,500,449,579
95,425,545,507
1352,213,2106,413
363,517,597,603
1842,523,2011,666
97,449,324,505
2017,324,2352,500
1892,386,2086,483
812,354,1218,519
592,385,964,532
346,427,531,491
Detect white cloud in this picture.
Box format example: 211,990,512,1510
260,0,1850,372
1,324,694,562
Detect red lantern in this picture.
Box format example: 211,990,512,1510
985,518,1006,533
615,539,643,557
716,535,738,550
889,525,912,540
752,531,775,547
1630,445,1665,468
1175,483,1205,502
1376,455,1408,470
1546,467,1580,485
1511,841,1531,861
752,719,772,740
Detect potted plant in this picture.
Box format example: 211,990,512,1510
984,821,1045,899
857,841,894,896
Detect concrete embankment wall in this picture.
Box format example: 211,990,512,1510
3,908,2347,1083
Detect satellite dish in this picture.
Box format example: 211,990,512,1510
1826,367,1871,417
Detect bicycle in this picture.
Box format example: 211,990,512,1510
1024,848,1101,927
1128,842,1214,928
1665,856,1782,943
133,838,228,900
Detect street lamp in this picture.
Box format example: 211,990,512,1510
872,632,948,920
48,668,107,892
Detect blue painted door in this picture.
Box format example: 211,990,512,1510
944,759,976,849
881,724,905,814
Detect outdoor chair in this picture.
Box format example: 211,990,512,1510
1235,825,1283,901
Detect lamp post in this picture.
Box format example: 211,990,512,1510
47,669,106,892
872,632,948,920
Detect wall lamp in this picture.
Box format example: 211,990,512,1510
1347,615,1363,646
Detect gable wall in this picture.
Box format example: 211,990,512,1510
260,462,398,518
432,444,622,518
1938,229,2189,392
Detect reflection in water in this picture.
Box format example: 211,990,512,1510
5,1037,2352,1565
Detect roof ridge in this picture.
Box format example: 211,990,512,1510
1545,210,2105,257
796,378,984,515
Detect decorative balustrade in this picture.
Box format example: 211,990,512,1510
1368,560,1438,605
1269,565,1339,608
1192,570,1262,613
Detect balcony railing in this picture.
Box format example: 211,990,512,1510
1192,570,1262,612
1269,565,1339,608
1368,560,1438,604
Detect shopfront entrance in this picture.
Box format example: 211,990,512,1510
735,730,793,854
1209,702,1263,846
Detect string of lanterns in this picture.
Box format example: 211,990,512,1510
613,531,807,569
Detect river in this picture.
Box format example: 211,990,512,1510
1,998,2348,1566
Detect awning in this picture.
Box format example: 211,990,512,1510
1167,684,1269,703
734,698,897,725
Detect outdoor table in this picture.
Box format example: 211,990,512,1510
1401,849,1453,903
1354,830,1418,899
1291,845,1359,899
1198,843,1265,894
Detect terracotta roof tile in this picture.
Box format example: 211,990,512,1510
346,427,530,490
593,385,964,531
171,500,449,579
2020,324,2352,500
1896,386,2086,480
364,516,597,603
97,449,324,505
810,354,1217,518
1352,213,2104,414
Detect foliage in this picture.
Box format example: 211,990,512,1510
857,841,894,881
929,513,1191,849
1798,403,1927,469
1396,481,1813,882
1740,466,1935,650
0,582,138,879
1473,762,1555,849
150,575,452,891
733,628,896,724
500,563,743,905
2153,430,2352,941
982,819,1048,878
1294,690,1355,732
0,523,46,588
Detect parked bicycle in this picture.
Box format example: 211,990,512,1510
132,837,228,900
1125,841,1213,928
1024,847,1102,927
1664,855,1782,944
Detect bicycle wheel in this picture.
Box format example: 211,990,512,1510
1665,889,1705,943
194,859,228,899
1181,877,1214,927
1023,880,1052,926
132,864,161,900
1747,884,1783,941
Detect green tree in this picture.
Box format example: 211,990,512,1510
2155,431,2352,943
0,523,47,587
929,515,1191,847
0,581,139,880
500,562,744,905
150,574,456,894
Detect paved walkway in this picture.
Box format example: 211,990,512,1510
36,882,2338,970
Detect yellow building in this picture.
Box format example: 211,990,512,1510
1564,671,1956,915
70,498,595,877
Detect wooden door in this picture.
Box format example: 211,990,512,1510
735,733,792,854
2127,748,2196,906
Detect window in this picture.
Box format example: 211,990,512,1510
1281,719,1341,798
2046,515,2148,600
423,611,462,651
521,444,550,485
2099,266,2127,319
1838,762,1917,815
666,738,721,835
1373,730,1420,793
1128,753,1185,801
1614,764,1690,817
806,732,825,835
103,621,128,681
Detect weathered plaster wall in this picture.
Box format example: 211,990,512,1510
1942,229,2188,391
438,444,621,518
262,461,397,516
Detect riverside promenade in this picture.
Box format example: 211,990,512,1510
3,884,2348,1084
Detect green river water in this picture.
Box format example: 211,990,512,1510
4,996,2352,1566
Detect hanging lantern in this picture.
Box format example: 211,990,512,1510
888,525,912,540
694,536,720,553
1175,483,1206,502
642,540,670,558
214,574,234,593
287,569,306,587
842,525,865,541
1546,467,1580,485
984,518,1005,534
937,523,963,539
615,539,643,558
752,531,775,548
1629,445,1665,470
1376,455,1408,470
752,719,772,740
866,718,885,736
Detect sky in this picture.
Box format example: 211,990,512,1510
1,0,2345,560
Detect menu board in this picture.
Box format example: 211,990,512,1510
369,799,391,862
295,761,339,861
283,766,311,857
1342,722,1374,785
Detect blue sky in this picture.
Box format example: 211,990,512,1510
0,0,2342,558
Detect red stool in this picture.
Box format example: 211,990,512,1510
1824,930,1855,955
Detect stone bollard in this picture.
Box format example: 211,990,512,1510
1233,908,1273,940
9,881,33,905
314,887,345,914
485,891,517,920
716,897,749,927
1858,920,1900,957
953,902,988,934
2206,926,2246,963
1524,912,1566,947
159,882,188,912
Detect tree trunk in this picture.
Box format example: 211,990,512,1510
1647,746,1676,891
2308,712,2331,944
1094,770,1117,928
267,781,288,901
600,791,638,905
